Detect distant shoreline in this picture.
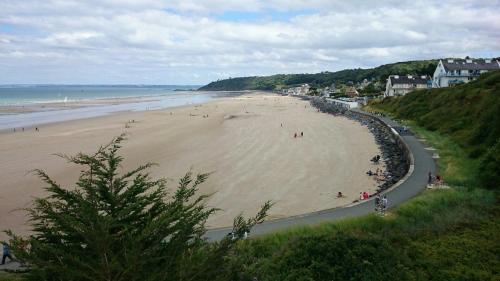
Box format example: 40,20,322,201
0,91,257,131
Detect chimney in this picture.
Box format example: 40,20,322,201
447,59,454,63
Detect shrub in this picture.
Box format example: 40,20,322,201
5,136,271,281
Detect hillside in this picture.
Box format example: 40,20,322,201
370,71,500,189
198,60,438,91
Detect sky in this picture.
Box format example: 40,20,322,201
1,0,500,85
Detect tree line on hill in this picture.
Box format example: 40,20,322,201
198,60,438,91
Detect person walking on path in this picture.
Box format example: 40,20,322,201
1,242,13,265
381,195,388,216
374,194,381,212
428,171,432,185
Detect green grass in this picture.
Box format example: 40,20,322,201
0,272,25,281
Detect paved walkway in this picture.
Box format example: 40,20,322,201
204,110,437,241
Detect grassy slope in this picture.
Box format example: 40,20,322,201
216,73,500,281
199,60,437,91
370,71,500,157
369,71,500,189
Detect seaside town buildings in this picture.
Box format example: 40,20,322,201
284,84,311,95
384,75,430,97
432,58,500,88
281,57,499,101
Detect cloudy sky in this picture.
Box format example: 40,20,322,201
1,0,499,85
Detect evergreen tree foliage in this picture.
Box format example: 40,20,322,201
6,135,271,281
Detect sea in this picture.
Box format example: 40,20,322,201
0,85,215,130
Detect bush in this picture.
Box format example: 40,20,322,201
478,139,500,189
5,136,271,281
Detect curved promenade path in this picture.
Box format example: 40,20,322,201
205,109,437,241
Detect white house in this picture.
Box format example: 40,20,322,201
384,75,430,97
326,97,359,109
286,84,310,96
432,58,500,88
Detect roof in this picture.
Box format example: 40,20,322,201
389,75,428,85
442,59,500,71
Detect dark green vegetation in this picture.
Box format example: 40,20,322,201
369,71,500,190
224,189,498,280
4,136,271,281
199,60,437,91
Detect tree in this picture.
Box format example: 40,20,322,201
6,135,271,281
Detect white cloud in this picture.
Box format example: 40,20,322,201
0,0,499,84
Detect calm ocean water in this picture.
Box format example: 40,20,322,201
0,85,215,130
0,85,199,105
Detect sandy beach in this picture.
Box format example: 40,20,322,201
0,93,382,239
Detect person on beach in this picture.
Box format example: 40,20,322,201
360,192,364,200
337,192,344,198
294,133,297,138
1,242,13,265
363,191,369,200
35,127,38,131
300,132,303,137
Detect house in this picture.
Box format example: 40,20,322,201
326,97,359,110
321,87,333,97
384,75,429,97
286,84,311,96
432,58,500,88
345,86,359,98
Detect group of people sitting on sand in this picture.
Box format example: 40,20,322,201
359,191,370,200
370,154,381,163
366,168,389,182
